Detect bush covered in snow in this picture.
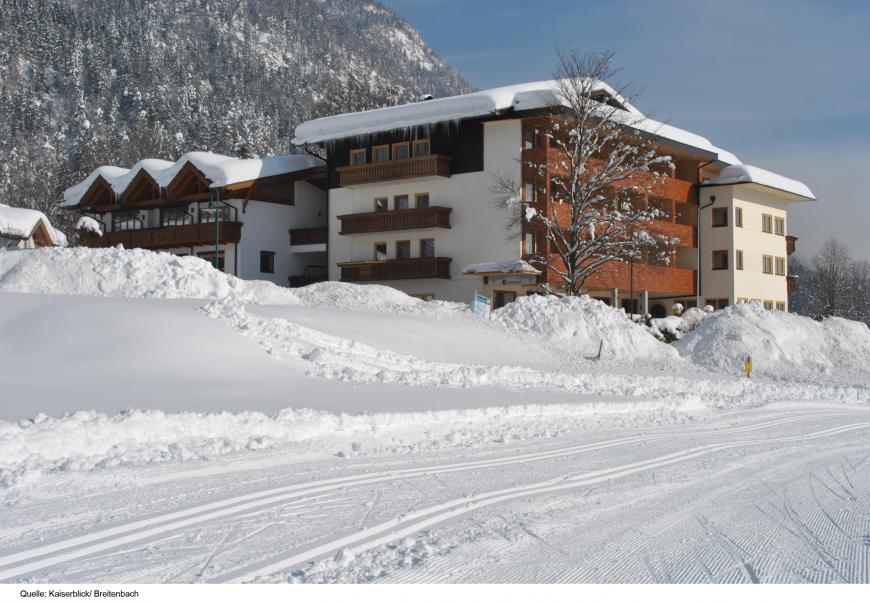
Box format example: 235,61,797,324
648,307,708,342
493,294,678,362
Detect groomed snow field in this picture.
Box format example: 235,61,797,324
1,247,869,584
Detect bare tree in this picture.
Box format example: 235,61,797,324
790,238,870,324
493,50,677,296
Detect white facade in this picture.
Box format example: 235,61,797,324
328,120,523,303
698,184,794,310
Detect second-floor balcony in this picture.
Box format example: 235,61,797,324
103,222,242,249
338,206,452,235
289,227,327,253
337,257,452,281
336,155,451,187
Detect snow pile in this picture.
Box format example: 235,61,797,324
649,307,709,342
288,281,465,315
674,302,870,377
0,204,66,246
493,294,678,362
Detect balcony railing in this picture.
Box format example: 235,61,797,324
580,261,696,296
338,206,452,235
336,155,451,187
289,227,327,246
650,220,697,248
103,222,242,249
337,257,452,282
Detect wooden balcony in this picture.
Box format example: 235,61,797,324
650,220,697,248
579,261,696,296
338,206,452,235
288,275,327,288
786,235,797,256
337,155,451,187
103,222,242,249
787,274,798,296
337,257,452,282
289,227,327,246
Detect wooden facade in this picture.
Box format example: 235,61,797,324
336,155,451,187
338,206,452,235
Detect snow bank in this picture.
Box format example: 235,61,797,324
493,294,678,362
703,164,815,200
674,302,870,377
0,399,702,490
649,307,708,341
0,246,462,315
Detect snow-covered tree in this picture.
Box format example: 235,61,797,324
493,50,676,296
791,238,870,324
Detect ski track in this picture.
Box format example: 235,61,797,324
2,411,869,583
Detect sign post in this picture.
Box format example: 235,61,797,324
472,291,492,319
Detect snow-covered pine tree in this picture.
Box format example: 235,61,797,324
493,50,678,297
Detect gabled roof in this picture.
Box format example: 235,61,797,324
61,166,129,208
292,79,740,165
702,164,815,201
0,204,67,246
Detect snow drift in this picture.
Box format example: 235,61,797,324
493,294,678,362
674,302,870,378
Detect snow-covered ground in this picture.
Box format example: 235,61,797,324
1,247,869,583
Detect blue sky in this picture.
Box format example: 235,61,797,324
382,0,870,260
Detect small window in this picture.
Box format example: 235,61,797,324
394,195,410,210
396,240,411,259
415,193,430,209
775,256,786,276
420,238,435,258
762,214,773,233
776,301,786,311
763,300,774,310
763,254,774,274
524,182,536,204
522,122,537,150
738,298,749,303
524,232,537,255
705,298,729,310
712,207,728,227
774,217,785,236
413,139,430,157
374,242,387,261
735,207,743,228
259,251,275,274
393,142,411,161
350,149,366,166
712,250,729,270
735,250,744,270
374,197,389,212
373,145,390,163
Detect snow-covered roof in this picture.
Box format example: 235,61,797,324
703,164,815,201
292,79,739,165
463,259,541,275
60,153,326,208
0,204,66,245
60,166,130,208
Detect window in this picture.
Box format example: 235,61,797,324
776,218,786,236
738,297,749,303
524,182,536,204
396,240,411,259
775,256,786,276
735,207,743,228
712,207,728,227
493,291,517,310
393,142,410,161
776,301,786,311
735,250,744,270
415,193,430,209
762,214,773,233
112,211,140,231
374,197,389,212
350,148,366,166
712,250,729,270
413,139,430,157
198,250,225,271
522,122,538,149
374,242,387,261
161,206,192,227
763,254,774,274
259,251,275,274
705,298,729,310
394,194,410,210
524,232,537,255
373,145,390,163
763,300,774,310
420,238,435,258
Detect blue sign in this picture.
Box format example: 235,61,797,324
473,292,491,317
